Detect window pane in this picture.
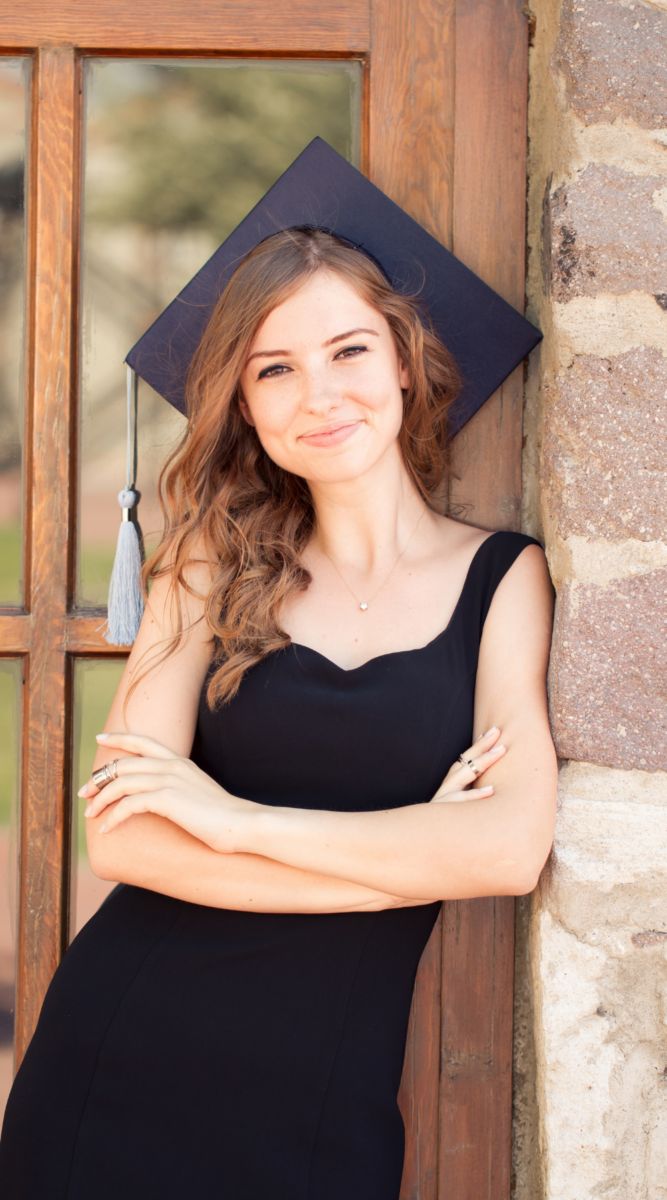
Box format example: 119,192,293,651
0,59,28,606
78,57,361,606
70,659,124,937
0,659,21,1118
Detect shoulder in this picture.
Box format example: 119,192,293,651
479,526,553,617
434,515,548,569
433,516,553,641
146,529,217,627
478,530,555,679
472,530,555,760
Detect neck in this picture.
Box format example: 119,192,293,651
306,446,434,573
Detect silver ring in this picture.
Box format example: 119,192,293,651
457,753,479,777
91,759,119,789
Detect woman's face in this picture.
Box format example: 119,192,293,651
238,269,410,485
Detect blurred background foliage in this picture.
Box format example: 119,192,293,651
85,61,360,232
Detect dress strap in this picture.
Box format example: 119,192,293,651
472,530,544,639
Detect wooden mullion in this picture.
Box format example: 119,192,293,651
0,614,32,654
441,1,532,1197
15,44,81,1063
368,3,457,1196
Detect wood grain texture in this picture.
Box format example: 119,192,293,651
368,0,455,247
367,2,456,1196
448,0,530,533
0,615,31,653
371,2,531,1195
439,897,516,1198
0,1,369,51
440,1,531,1196
14,44,81,1062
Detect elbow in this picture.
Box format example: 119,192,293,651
492,837,553,897
511,870,539,896
88,845,114,882
510,842,554,896
86,821,118,882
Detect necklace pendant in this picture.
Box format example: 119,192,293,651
358,601,369,611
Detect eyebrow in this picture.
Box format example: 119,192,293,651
246,327,380,365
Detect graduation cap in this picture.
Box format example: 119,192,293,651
104,135,542,645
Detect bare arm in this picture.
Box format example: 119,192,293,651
231,545,559,901
86,548,420,913
89,810,427,913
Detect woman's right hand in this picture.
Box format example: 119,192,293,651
430,726,506,804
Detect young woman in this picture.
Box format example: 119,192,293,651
0,226,557,1199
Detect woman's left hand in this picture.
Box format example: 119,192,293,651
78,732,261,852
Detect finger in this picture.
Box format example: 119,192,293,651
473,726,501,746
99,793,167,834
450,728,500,777
78,755,171,800
455,739,506,776
432,784,494,804
95,731,178,759
83,772,174,817
78,753,134,798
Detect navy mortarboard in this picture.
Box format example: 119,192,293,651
104,135,542,645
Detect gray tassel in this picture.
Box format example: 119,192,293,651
103,367,145,645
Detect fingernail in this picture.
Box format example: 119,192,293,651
100,822,109,833
484,726,498,736
96,732,109,741
84,805,93,817
77,785,88,797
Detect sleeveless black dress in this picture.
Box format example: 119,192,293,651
0,530,541,1199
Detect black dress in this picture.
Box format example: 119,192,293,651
0,529,541,1199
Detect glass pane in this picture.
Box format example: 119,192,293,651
0,659,21,1119
78,58,361,606
0,59,28,605
70,659,124,937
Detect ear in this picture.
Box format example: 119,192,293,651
237,394,255,426
398,358,410,391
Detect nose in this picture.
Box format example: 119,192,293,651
299,364,343,415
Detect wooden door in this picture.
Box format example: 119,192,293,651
0,3,532,1196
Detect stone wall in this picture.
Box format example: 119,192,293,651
515,1,667,1197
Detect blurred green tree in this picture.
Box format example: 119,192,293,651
86,62,359,233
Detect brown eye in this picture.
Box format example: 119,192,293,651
257,363,288,380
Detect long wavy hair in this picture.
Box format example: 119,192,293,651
122,226,464,717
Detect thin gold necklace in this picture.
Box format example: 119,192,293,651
317,507,428,612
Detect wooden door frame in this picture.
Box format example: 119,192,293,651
0,3,531,1196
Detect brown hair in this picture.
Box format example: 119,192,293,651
122,226,463,718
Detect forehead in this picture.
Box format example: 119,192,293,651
251,269,381,338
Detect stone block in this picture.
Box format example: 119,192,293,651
553,0,667,128
547,568,666,769
529,774,667,1199
542,348,667,542
548,166,667,301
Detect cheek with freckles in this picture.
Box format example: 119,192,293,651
245,405,302,473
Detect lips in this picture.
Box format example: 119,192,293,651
298,420,362,448
300,420,358,439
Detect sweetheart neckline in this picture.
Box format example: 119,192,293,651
285,529,503,675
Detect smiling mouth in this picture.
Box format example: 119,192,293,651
300,420,360,439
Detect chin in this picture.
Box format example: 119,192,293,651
303,447,398,488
